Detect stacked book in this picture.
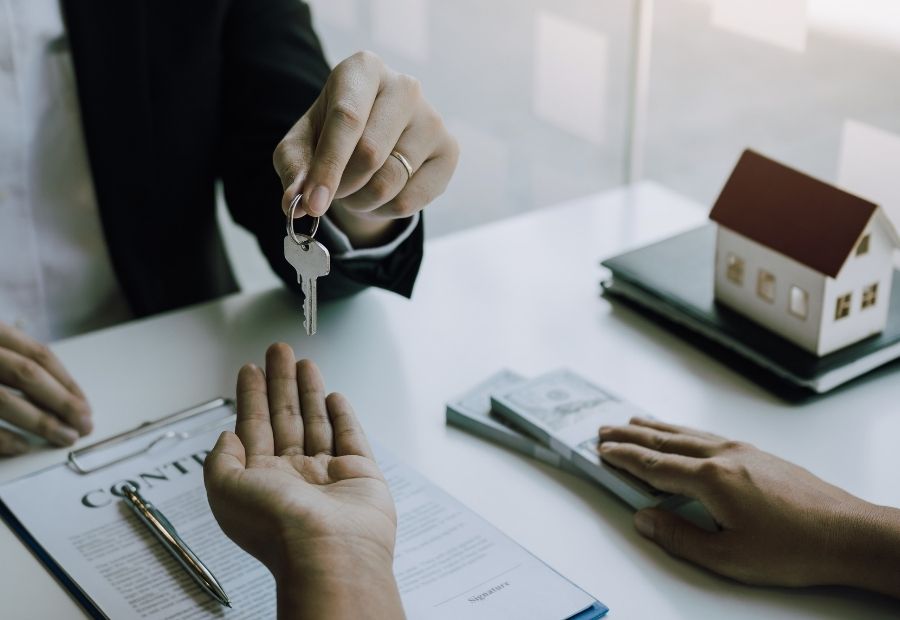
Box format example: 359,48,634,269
600,225,900,396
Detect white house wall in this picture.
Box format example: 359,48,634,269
714,228,826,353
818,219,894,355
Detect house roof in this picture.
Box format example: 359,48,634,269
709,149,896,278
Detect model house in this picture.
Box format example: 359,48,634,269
710,149,900,356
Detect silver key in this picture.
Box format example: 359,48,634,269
284,195,331,335
284,233,330,336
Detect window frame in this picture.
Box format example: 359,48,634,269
756,269,776,303
788,285,809,320
835,292,852,320
862,283,878,309
856,233,871,257
725,253,744,285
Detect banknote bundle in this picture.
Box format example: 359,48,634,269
445,370,584,477
447,369,691,511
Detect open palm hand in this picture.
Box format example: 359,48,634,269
204,344,396,580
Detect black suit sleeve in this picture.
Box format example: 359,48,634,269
219,0,423,300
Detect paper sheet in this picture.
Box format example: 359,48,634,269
0,404,599,619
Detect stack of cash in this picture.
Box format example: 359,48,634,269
447,369,682,511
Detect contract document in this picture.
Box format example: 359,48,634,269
0,400,607,619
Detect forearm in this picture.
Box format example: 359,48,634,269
838,504,900,599
275,542,405,620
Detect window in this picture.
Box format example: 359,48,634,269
862,283,878,309
835,293,852,320
789,286,808,319
856,234,871,256
726,253,744,285
756,270,775,302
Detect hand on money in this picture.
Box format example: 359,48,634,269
599,418,900,598
204,343,404,618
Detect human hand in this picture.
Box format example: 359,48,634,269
274,51,459,248
0,322,92,454
204,343,404,618
599,418,881,589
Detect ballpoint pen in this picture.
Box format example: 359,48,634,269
121,484,232,608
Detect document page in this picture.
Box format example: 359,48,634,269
0,404,600,619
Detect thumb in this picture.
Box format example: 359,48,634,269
203,431,247,489
273,113,318,217
634,508,726,571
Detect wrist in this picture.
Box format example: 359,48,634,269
273,538,403,619
827,502,900,597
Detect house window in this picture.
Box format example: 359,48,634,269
856,234,871,256
726,254,744,285
756,270,775,303
835,293,852,320
789,286,808,320
862,283,878,309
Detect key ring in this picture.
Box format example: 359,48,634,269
286,194,320,249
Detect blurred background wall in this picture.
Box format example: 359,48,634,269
219,0,900,291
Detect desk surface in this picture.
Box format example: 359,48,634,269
2,182,898,619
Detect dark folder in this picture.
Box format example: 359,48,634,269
601,225,900,397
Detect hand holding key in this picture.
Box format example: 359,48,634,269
284,195,330,336
273,51,458,249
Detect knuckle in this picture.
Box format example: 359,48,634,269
655,517,683,553
651,432,672,452
241,407,270,423
271,402,300,419
331,100,364,131
35,414,55,439
29,343,54,367
722,440,749,453
448,135,461,161
352,49,381,69
368,167,402,203
12,359,41,386
388,195,420,218
397,72,422,98
640,452,662,472
424,108,445,133
315,151,348,180
354,136,385,172
694,459,720,482
63,397,87,421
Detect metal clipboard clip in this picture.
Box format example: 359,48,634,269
67,398,235,475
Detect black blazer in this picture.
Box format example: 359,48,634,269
60,0,424,318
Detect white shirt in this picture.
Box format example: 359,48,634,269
0,0,417,344
0,0,132,343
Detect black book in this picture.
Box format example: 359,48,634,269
601,225,900,396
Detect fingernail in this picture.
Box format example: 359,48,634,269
306,185,330,216
599,425,612,435
635,510,655,538
50,426,79,446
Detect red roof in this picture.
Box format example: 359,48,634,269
709,150,882,278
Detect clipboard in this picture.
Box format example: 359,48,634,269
0,398,610,620
0,398,235,620
67,398,234,475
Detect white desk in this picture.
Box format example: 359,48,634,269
2,182,898,618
